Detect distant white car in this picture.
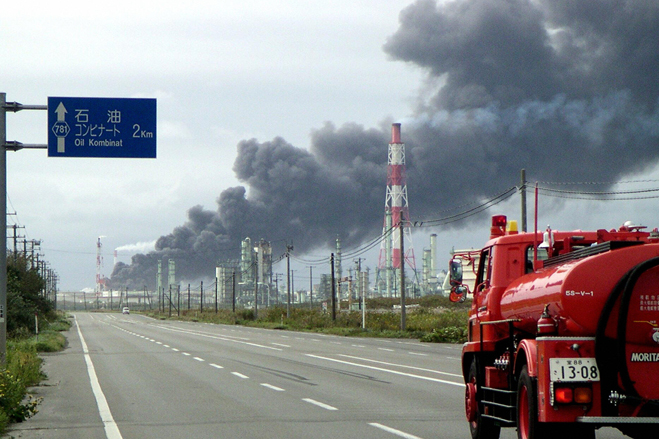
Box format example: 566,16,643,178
122,307,130,315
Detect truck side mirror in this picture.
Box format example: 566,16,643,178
450,285,467,303
449,259,467,302
449,259,463,285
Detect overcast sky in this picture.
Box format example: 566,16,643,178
3,0,659,292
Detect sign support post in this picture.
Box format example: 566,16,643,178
1,92,7,364
0,93,156,363
0,94,47,364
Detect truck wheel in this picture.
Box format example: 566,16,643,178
517,365,546,439
468,360,501,439
517,366,596,439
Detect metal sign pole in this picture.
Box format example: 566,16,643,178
0,92,7,364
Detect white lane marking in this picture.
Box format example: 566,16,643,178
163,345,170,348
378,348,394,352
232,372,249,379
408,352,427,357
182,352,191,356
153,325,281,351
172,348,180,352
338,354,462,378
369,423,425,439
261,383,285,391
352,344,365,348
302,398,338,411
306,354,464,387
193,357,204,362
271,343,291,348
75,317,123,439
210,363,224,369
446,356,461,360
156,342,162,345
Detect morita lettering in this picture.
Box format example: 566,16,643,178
630,352,659,362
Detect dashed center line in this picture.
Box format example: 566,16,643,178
369,423,425,439
108,318,434,437
302,398,338,411
260,383,285,391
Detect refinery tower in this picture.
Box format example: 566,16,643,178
376,123,417,297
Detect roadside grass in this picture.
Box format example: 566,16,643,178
146,295,470,344
0,313,71,434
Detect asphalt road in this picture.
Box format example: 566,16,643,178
9,312,627,439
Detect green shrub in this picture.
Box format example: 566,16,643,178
0,369,40,424
34,331,67,353
6,341,42,387
420,326,468,343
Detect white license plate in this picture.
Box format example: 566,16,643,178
550,358,600,382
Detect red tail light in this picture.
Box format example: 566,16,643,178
554,386,592,404
555,387,573,404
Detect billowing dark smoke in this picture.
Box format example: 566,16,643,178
112,0,659,289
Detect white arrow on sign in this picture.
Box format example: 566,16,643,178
55,102,67,153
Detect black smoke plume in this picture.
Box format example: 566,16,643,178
112,0,659,289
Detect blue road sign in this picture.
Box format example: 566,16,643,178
47,97,156,158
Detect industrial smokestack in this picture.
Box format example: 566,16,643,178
430,234,437,278
391,123,401,144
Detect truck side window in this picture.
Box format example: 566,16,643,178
476,247,492,291
525,246,549,273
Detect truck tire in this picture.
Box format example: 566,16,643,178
517,365,547,439
516,366,595,439
468,360,501,439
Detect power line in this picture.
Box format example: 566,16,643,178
413,186,518,227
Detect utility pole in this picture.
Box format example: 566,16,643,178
308,266,313,309
400,216,406,332
274,274,280,306
286,243,293,318
254,261,258,320
331,253,336,321
232,270,236,313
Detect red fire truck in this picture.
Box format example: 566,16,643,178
449,215,659,439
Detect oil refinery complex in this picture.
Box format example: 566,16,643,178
61,124,447,311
